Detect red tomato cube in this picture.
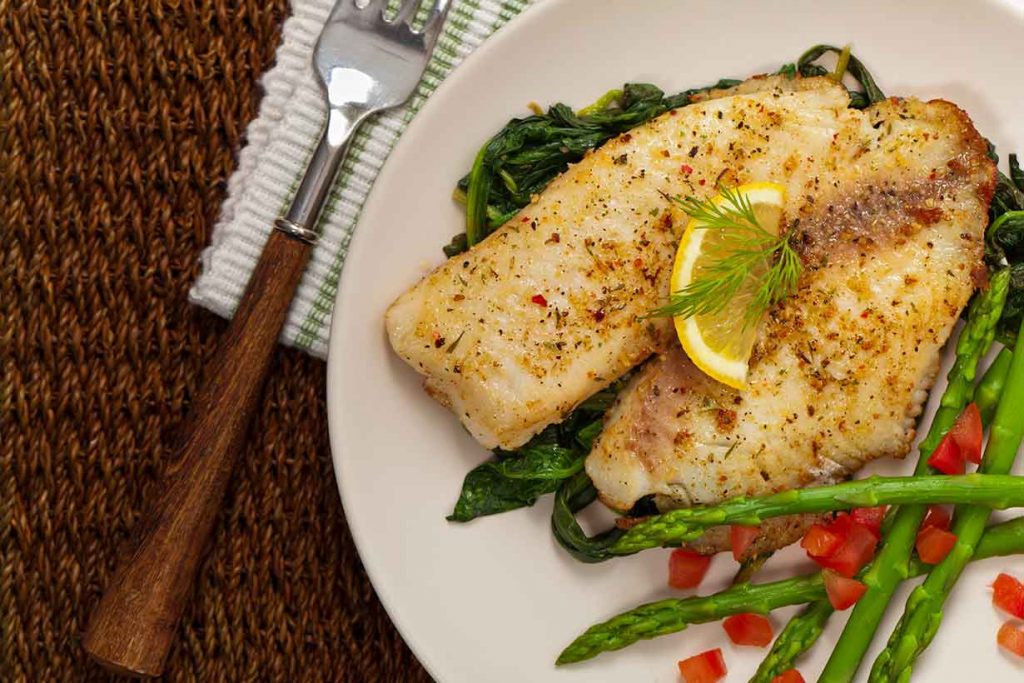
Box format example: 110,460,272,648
826,512,856,535
949,402,983,464
771,670,806,683
927,432,964,475
668,549,712,590
921,505,951,531
730,524,761,561
722,613,774,647
817,522,878,577
998,622,1024,657
915,526,957,565
851,506,887,536
993,573,1024,618
677,648,727,683
801,524,843,559
823,570,867,610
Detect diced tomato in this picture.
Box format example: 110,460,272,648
823,569,867,610
817,522,878,577
826,511,855,535
915,526,957,564
731,525,761,561
949,403,983,464
921,505,951,532
993,573,1024,618
722,613,774,647
668,549,712,589
851,506,887,536
801,523,843,559
771,670,806,683
998,622,1024,657
677,648,727,683
927,432,964,475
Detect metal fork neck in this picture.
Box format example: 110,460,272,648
281,103,366,240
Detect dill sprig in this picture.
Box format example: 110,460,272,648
650,187,803,326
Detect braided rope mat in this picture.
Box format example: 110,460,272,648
3,2,430,680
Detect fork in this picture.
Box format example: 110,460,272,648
82,1,451,676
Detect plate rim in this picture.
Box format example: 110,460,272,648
325,1,569,679
324,1,1024,680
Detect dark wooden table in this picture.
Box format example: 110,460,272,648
3,1,431,680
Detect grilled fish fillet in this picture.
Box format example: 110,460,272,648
387,75,858,449
585,96,995,556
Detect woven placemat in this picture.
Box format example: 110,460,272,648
2,2,430,681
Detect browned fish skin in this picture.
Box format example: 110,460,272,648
586,97,995,560
687,515,825,561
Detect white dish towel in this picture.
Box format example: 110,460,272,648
189,0,534,358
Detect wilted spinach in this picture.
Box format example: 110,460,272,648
448,408,606,522
796,44,886,108
451,78,740,250
447,445,584,522
985,152,1024,345
1011,155,1024,190
550,471,625,563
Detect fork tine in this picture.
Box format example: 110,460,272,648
420,0,451,41
361,0,388,17
391,0,419,25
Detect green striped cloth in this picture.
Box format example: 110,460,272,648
190,0,534,358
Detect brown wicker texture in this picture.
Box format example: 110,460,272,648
3,1,431,680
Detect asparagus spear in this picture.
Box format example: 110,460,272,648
752,255,1014,681
734,552,772,585
976,347,1012,424
748,355,1014,683
818,268,1010,682
751,600,833,683
611,474,1024,554
869,319,1024,681
556,516,1024,665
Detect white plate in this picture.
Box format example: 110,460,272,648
326,1,1024,680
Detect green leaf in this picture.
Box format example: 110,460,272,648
464,144,491,247
1001,264,1024,345
551,471,624,563
447,445,584,522
1010,154,1023,192
986,166,1024,344
989,213,1024,262
620,83,665,108
797,44,886,108
497,445,585,480
577,388,618,413
576,420,603,452
992,170,1024,218
442,232,468,258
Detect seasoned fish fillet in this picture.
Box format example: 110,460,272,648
387,76,854,449
586,96,995,556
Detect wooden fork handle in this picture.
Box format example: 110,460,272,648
83,229,312,677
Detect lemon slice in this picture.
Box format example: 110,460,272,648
670,182,787,390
